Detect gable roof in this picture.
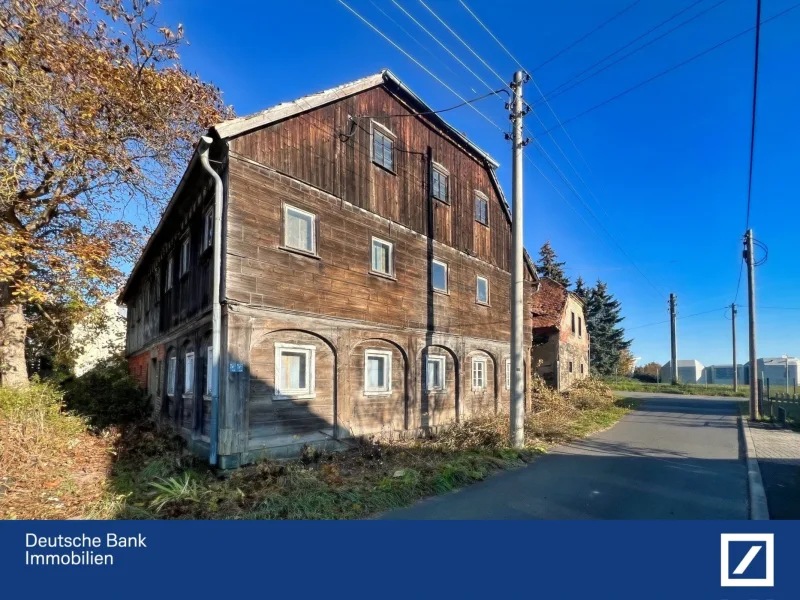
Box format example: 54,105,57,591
530,277,571,331
120,70,539,302
212,69,499,167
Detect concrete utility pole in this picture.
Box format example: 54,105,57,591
731,303,738,392
669,293,678,385
509,70,529,448
745,229,760,420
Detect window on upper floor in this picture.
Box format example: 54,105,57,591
165,255,174,292
474,192,489,226
505,359,511,390
569,361,574,373
578,317,583,337
203,207,213,251
371,237,394,277
283,204,317,255
180,235,190,277
432,163,448,203
571,311,576,334
371,121,395,172
476,276,489,305
432,259,448,293
205,345,213,396
364,349,393,395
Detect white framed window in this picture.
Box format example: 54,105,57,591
364,349,392,395
180,236,190,276
283,204,317,254
371,121,395,171
206,346,213,395
275,343,316,399
474,192,489,226
505,359,511,390
432,163,448,203
167,355,177,396
165,255,173,291
432,259,448,293
203,208,213,251
472,357,487,390
426,355,446,391
476,276,489,305
184,351,195,394
371,237,394,276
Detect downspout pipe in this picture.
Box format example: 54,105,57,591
198,135,223,466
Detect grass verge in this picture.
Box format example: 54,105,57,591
604,378,747,397
1,378,635,520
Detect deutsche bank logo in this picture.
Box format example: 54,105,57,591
720,533,774,587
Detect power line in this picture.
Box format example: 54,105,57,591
390,0,505,104
336,0,504,134
627,307,728,331
336,0,608,236
458,0,592,171
454,0,664,300
531,2,800,139
368,0,460,79
535,0,728,107
531,0,643,73
745,0,763,232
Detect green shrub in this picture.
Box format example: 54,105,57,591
63,355,148,428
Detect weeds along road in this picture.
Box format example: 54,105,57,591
380,393,748,519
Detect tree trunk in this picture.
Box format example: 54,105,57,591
0,290,29,387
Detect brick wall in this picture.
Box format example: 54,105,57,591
128,352,149,389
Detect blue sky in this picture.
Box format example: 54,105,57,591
157,0,800,367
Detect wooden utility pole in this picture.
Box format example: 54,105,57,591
745,229,760,420
731,303,738,392
669,293,678,385
509,70,528,448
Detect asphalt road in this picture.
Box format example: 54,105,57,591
380,393,749,519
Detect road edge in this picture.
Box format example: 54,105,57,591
738,413,770,520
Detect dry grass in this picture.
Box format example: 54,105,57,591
2,377,632,520
0,381,116,519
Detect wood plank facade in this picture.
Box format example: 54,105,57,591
121,71,541,467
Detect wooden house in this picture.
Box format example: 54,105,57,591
120,70,539,467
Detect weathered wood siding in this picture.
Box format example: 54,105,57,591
124,159,219,356
226,159,527,340
228,86,514,272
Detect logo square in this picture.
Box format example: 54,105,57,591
720,533,774,587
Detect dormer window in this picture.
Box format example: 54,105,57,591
180,235,190,277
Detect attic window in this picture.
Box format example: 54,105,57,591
432,163,448,203
474,192,489,226
371,121,395,172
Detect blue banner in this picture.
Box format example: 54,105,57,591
1,520,797,599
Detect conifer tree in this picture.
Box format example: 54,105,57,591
585,280,631,375
573,276,588,300
536,241,570,287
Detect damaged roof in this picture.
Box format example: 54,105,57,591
531,278,570,331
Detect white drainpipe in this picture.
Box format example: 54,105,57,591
197,136,223,466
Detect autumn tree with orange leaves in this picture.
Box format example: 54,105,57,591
0,0,232,386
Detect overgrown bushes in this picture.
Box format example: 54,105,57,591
0,381,114,519
63,355,148,428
